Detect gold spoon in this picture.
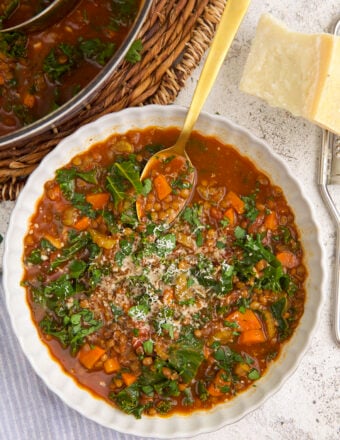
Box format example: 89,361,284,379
0,0,79,33
137,0,251,224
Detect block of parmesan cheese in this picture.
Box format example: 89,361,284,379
239,14,340,134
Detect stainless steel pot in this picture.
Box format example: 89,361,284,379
0,0,151,148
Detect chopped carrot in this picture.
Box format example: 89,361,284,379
78,345,106,370
223,207,236,226
238,328,267,345
163,287,174,305
23,92,35,108
168,155,186,169
0,74,5,85
255,258,268,272
74,216,91,231
264,211,278,230
226,191,245,214
85,192,110,210
207,370,230,397
178,383,187,392
227,309,267,344
121,372,138,387
207,382,223,397
226,309,262,332
153,174,172,201
103,357,121,374
276,250,299,268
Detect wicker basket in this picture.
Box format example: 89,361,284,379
0,0,225,201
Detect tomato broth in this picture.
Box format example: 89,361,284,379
22,127,306,418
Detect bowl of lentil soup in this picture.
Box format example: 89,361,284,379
0,0,150,145
3,105,324,437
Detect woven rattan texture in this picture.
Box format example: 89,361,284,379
0,0,225,201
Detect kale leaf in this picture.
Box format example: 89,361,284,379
50,232,91,270
40,306,102,354
0,31,27,57
191,254,216,289
56,168,97,218
79,38,115,65
168,328,204,383
111,383,144,419
241,192,259,223
270,297,288,338
43,43,79,81
106,156,149,206
0,1,19,28
125,39,143,64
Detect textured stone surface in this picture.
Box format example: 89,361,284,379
1,0,339,439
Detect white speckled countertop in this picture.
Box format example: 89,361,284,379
1,1,340,439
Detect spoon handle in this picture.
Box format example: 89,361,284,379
173,0,251,153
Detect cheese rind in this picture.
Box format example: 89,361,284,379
239,14,340,134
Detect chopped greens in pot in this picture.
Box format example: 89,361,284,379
0,0,141,136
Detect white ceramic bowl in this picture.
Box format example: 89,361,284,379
2,105,325,438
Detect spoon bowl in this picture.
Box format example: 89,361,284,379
0,0,79,33
136,0,251,224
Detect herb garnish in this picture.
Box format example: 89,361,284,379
125,39,143,63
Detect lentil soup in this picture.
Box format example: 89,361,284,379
22,127,306,418
0,0,141,136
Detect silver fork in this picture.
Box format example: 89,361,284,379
317,18,340,345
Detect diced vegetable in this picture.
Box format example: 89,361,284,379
223,207,236,226
174,273,191,302
238,328,266,345
153,174,172,201
212,328,233,344
262,309,277,339
226,309,262,332
264,211,278,230
104,357,121,374
234,362,251,377
276,250,299,268
74,216,92,231
226,191,245,214
22,92,35,108
78,345,106,370
122,372,138,386
89,228,116,249
43,233,63,249
227,309,267,345
163,287,175,305
207,370,230,397
85,192,110,210
112,140,133,152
